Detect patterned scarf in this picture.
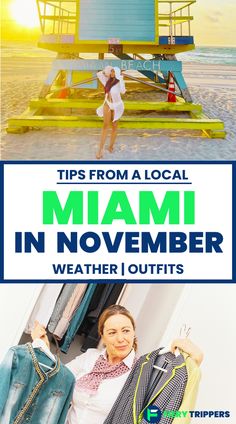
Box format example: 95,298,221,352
105,77,119,94
76,354,132,394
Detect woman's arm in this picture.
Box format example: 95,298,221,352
31,321,50,349
31,321,94,376
97,71,108,87
171,338,204,366
119,75,126,94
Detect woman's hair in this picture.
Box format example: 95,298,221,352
98,304,138,351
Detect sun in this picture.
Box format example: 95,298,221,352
10,0,39,28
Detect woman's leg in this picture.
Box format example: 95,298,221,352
109,118,118,153
96,104,111,159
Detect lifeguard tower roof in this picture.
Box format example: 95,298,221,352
37,0,196,54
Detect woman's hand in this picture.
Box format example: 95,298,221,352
171,338,204,366
31,321,50,349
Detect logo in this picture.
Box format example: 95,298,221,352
143,406,162,423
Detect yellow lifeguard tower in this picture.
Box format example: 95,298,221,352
7,0,225,138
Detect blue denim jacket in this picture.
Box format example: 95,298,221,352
0,343,75,424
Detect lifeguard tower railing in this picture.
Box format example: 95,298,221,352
36,0,196,54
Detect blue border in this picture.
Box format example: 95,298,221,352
0,163,4,282
0,160,235,284
1,160,235,165
232,162,236,282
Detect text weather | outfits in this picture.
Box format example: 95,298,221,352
65,348,135,424
96,67,126,122
104,349,188,424
0,343,75,424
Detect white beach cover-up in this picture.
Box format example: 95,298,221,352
96,68,126,122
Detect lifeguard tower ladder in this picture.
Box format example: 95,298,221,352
7,0,225,138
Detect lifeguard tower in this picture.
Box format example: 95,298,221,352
7,0,225,138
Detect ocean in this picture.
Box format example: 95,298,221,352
1,43,236,66
177,46,236,66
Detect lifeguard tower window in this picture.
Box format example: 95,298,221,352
79,0,155,42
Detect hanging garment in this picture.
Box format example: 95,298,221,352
103,349,187,424
0,343,75,424
25,284,64,334
78,284,108,337
60,284,97,353
65,348,135,424
172,353,201,424
53,283,88,339
139,352,187,424
143,352,170,405
80,284,125,352
84,285,114,320
96,69,126,122
48,284,77,333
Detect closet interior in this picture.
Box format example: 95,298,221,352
1,282,236,422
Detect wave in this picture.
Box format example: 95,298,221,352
178,47,236,65
193,52,235,59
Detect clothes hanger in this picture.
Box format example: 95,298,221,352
38,362,54,371
156,322,192,370
179,323,191,338
153,365,168,373
32,338,56,361
153,348,180,372
158,346,180,357
32,338,56,370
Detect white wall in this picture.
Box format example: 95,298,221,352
160,284,236,424
0,284,44,361
136,284,185,355
121,284,185,355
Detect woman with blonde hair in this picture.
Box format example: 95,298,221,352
96,66,126,159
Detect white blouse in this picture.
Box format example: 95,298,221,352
96,71,126,122
65,348,135,424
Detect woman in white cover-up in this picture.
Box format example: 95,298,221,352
96,66,126,159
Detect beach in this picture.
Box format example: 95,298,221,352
1,48,236,161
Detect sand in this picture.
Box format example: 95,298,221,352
1,56,236,160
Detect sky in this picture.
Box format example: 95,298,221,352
192,0,236,46
1,0,236,47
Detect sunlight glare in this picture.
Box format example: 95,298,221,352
10,0,39,28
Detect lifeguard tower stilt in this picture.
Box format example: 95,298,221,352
7,0,225,138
